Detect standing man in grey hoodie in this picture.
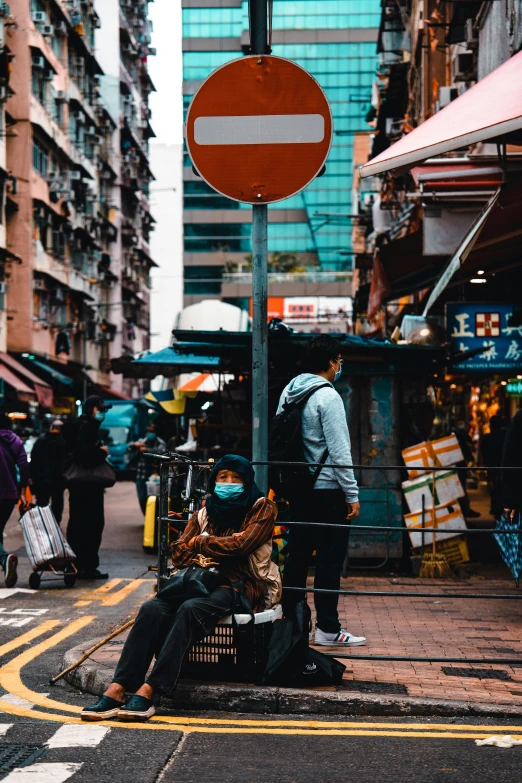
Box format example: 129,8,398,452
277,335,366,646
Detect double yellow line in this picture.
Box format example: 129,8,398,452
0,618,521,739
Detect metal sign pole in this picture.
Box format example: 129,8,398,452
250,0,268,493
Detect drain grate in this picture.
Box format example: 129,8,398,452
0,745,47,772
442,667,512,681
338,681,408,695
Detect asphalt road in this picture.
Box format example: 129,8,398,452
0,482,521,783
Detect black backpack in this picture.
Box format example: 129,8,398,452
268,383,330,498
259,600,346,687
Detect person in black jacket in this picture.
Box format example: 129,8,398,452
65,395,112,580
30,420,66,524
502,408,522,520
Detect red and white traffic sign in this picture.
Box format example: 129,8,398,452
185,55,333,205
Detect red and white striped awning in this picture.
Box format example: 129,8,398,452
361,50,522,179
176,373,233,393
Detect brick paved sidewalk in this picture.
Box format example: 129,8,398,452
87,574,522,709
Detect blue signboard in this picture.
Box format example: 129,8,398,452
446,303,522,372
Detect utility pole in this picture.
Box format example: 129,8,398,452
249,0,269,493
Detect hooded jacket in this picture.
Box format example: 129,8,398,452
276,373,358,503
0,430,29,500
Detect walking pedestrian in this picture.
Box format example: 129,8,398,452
480,415,506,518
127,424,166,514
0,411,29,587
455,421,480,518
64,395,112,580
502,407,522,521
277,335,366,647
30,420,66,524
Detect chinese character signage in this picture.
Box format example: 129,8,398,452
447,303,522,372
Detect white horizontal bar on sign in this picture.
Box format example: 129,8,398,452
194,114,325,145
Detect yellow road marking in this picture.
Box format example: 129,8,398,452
2,619,521,738
0,698,517,739
0,621,60,658
73,579,150,608
101,580,149,607
93,579,125,594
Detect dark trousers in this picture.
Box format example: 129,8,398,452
136,478,148,516
282,488,350,634
113,588,235,696
33,482,65,525
0,499,16,571
67,485,105,573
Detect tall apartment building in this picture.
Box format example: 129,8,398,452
3,0,155,407
182,0,379,323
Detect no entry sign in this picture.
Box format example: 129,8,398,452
185,55,333,204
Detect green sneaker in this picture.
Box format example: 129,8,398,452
117,694,156,722
81,695,125,721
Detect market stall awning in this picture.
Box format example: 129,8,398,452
24,358,73,386
361,49,522,179
0,364,35,402
135,348,220,369
1,353,53,408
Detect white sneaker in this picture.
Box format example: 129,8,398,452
314,627,367,646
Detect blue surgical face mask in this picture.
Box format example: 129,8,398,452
214,482,244,500
334,366,343,383
94,411,105,422
146,432,156,442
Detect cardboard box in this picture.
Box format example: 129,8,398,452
402,470,465,514
402,442,437,478
404,501,467,549
431,434,464,467
412,535,470,565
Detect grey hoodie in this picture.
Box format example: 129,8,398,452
276,373,359,503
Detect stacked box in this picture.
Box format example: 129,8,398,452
404,501,467,549
402,442,436,478
430,434,464,467
402,470,465,514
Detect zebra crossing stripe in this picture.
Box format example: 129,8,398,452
45,724,110,748
0,762,82,782
0,693,49,710
0,723,12,734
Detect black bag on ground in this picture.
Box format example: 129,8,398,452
158,566,223,601
268,384,330,497
259,600,346,687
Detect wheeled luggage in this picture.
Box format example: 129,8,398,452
18,504,77,589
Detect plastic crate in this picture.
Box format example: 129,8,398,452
183,605,282,682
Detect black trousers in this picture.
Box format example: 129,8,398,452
66,485,105,573
113,588,235,696
0,499,16,571
282,488,350,634
33,482,65,525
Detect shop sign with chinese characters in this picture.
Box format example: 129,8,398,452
447,303,522,372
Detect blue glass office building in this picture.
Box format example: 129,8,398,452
182,0,379,306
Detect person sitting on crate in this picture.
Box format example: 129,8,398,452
81,454,281,723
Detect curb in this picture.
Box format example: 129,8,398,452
63,640,522,718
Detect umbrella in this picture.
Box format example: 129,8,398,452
494,512,522,587
176,373,234,393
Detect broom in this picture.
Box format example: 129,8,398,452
419,469,454,579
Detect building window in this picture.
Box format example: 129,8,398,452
31,64,47,105
33,139,49,175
